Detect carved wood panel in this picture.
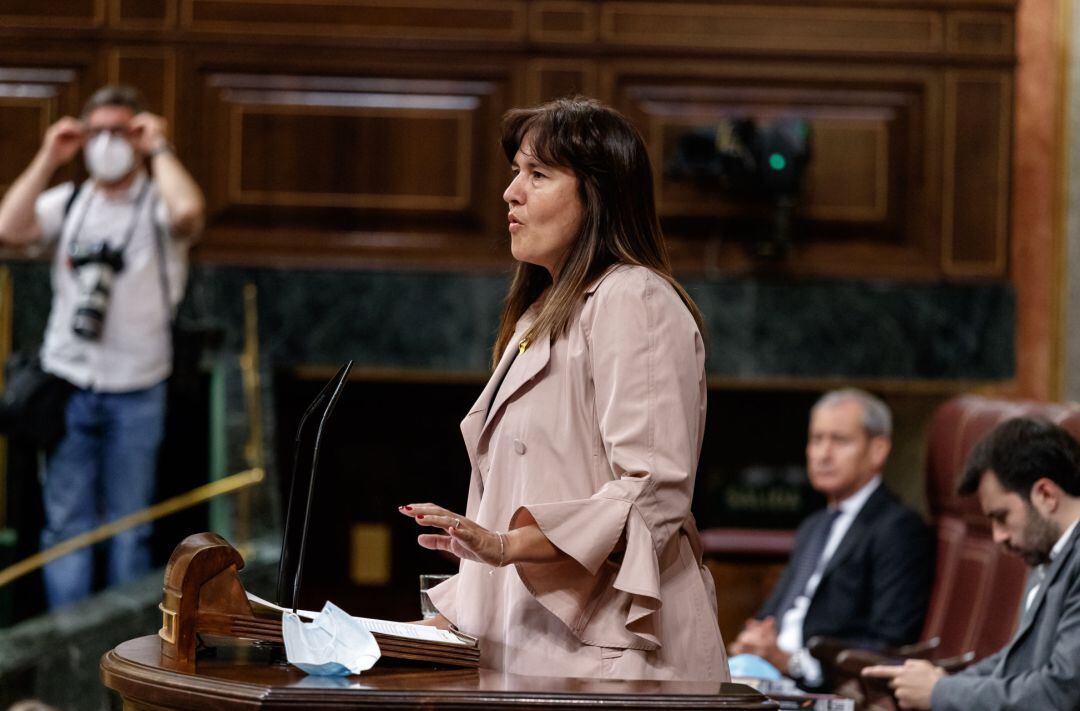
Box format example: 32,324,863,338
0,0,104,28
110,0,177,30
179,0,527,42
0,0,1017,278
526,59,598,104
614,63,946,277
601,3,944,56
528,1,597,44
107,47,176,130
193,62,512,267
942,70,1011,277
0,67,86,193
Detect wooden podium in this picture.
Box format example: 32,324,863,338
101,635,779,710
104,532,778,709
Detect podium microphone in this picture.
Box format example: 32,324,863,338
275,360,353,612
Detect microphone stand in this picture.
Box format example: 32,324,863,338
274,360,353,612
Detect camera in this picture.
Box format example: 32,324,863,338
666,116,812,260
67,241,125,341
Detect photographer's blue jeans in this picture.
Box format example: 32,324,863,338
40,381,167,609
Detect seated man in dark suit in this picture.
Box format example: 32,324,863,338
864,417,1080,710
729,388,934,687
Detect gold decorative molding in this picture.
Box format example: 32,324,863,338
0,468,265,589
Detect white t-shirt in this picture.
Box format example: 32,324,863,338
35,172,189,392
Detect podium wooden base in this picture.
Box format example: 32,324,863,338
101,635,778,710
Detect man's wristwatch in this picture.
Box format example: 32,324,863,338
149,142,174,159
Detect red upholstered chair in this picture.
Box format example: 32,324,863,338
916,395,1080,659
813,395,1080,703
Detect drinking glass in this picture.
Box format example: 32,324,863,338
419,573,452,619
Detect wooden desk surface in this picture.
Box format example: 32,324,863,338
101,636,778,710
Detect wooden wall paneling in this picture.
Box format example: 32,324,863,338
107,47,177,130
0,1,1017,277
179,0,527,43
0,0,104,29
527,1,597,45
0,67,86,193
613,61,945,278
525,59,598,105
109,0,177,30
946,10,1015,58
227,101,475,211
600,2,945,57
941,69,1011,277
194,63,513,268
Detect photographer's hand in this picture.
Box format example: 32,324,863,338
41,117,86,169
127,112,169,156
129,112,206,240
0,116,83,244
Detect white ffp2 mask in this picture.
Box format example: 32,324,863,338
282,601,381,676
84,132,135,183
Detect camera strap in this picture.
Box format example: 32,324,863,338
150,201,177,325
67,178,151,259
62,181,83,220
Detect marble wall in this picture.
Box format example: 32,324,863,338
7,262,1015,380
3,260,1015,544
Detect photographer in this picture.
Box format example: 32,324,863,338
0,85,204,608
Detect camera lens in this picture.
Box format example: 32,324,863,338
68,243,121,341
72,306,105,340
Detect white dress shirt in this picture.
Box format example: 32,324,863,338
777,475,883,685
1023,518,1079,613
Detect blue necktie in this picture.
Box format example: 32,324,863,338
775,508,842,618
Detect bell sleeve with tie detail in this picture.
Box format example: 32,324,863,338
508,266,708,651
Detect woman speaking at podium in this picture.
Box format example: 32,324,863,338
399,97,728,682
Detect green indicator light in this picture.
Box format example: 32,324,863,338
769,153,787,171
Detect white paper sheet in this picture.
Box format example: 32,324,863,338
247,591,469,646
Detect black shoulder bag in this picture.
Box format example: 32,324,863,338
0,184,84,449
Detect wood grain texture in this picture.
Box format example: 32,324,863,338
0,0,1019,278
102,635,779,709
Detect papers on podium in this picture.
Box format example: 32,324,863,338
247,592,481,668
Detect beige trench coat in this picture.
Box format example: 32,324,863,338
429,264,729,681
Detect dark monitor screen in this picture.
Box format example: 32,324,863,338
275,360,352,611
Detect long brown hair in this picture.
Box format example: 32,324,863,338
492,96,703,367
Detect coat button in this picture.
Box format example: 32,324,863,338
513,438,526,455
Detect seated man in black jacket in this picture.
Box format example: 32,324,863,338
729,388,934,687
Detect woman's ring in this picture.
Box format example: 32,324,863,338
453,518,461,528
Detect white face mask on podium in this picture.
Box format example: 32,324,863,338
282,601,381,676
84,132,135,183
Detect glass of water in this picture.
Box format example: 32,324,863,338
419,573,452,619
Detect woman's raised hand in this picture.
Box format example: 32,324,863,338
398,503,505,567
